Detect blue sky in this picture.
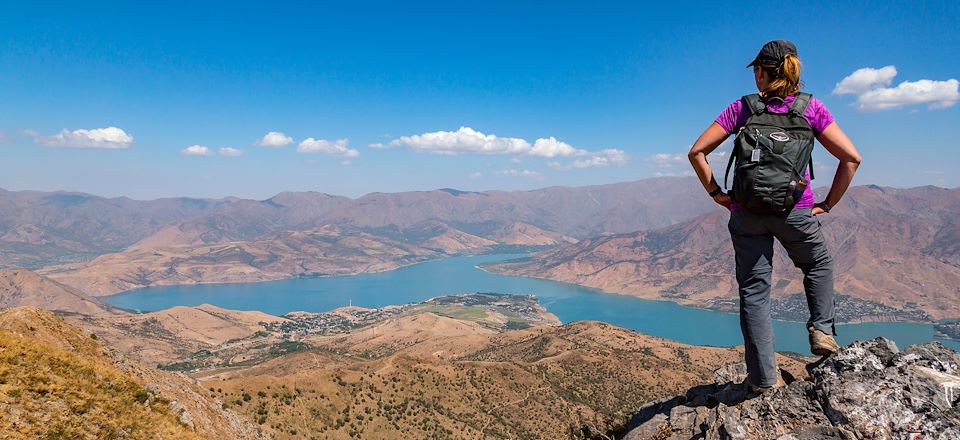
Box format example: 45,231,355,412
1,1,958,199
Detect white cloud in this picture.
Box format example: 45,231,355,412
857,79,959,111
368,142,390,149
529,136,584,158
548,149,629,170
28,126,133,149
255,131,293,148
389,127,530,156
385,126,628,171
297,138,360,157
496,169,543,179
575,149,628,168
833,66,897,95
181,145,212,156
470,171,483,178
833,66,959,111
218,147,243,157
647,152,686,169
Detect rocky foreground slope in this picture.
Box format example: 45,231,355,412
622,337,960,439
0,307,264,439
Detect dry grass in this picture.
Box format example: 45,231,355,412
201,321,804,439
0,323,206,439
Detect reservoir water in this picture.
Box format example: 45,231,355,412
106,253,960,354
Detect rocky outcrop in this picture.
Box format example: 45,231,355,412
621,337,960,440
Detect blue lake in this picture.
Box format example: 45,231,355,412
106,253,960,354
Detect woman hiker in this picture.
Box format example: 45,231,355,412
687,40,862,392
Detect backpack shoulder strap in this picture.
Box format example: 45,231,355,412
789,92,815,181
743,94,766,116
789,92,812,117
723,146,736,190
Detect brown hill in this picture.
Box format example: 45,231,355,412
0,267,286,367
203,319,807,440
0,269,119,316
401,221,499,253
300,177,712,238
0,189,234,268
43,225,438,296
128,191,353,248
487,185,960,321
486,221,577,246
0,307,264,439
91,292,801,440
69,303,289,367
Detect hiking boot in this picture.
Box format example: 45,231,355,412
809,326,840,356
747,378,784,394
745,373,785,394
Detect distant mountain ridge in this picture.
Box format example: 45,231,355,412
0,177,713,270
6,180,960,318
2,177,723,295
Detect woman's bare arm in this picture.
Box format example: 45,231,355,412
815,121,862,214
688,122,732,207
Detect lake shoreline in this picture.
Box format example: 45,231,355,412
474,264,940,327
100,247,553,301
104,253,960,353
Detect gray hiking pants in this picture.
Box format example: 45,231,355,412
728,207,835,387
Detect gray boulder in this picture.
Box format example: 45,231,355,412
620,337,960,440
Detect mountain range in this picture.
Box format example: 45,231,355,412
0,177,711,268
3,178,716,295
4,179,959,322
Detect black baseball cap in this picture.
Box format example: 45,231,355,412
747,40,797,68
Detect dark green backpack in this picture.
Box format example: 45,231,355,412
723,92,815,214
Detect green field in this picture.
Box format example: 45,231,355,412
415,305,489,321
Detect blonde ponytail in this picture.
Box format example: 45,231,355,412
761,54,803,99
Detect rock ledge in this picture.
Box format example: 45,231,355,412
621,337,960,440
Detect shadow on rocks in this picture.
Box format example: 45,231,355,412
616,367,795,439
615,337,960,440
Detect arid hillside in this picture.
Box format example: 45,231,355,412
0,268,123,316
486,185,960,321
0,270,810,439
41,225,440,296
0,307,264,439
200,315,807,440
